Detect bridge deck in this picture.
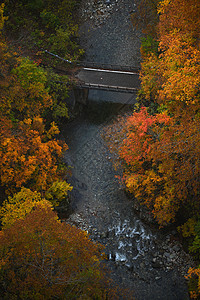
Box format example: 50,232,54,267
76,67,140,92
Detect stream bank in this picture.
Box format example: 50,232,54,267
61,0,193,298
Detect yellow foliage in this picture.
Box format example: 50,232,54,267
178,218,196,238
157,0,171,14
46,121,60,139
0,188,53,229
0,3,7,31
45,180,73,206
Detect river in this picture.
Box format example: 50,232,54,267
61,0,191,299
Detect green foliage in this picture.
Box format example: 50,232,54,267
48,26,81,60
40,9,60,29
141,35,159,55
44,69,70,124
21,0,44,13
52,101,69,120
10,57,52,118
137,52,160,107
13,57,47,90
46,0,77,24
189,220,200,260
178,218,196,238
4,0,83,64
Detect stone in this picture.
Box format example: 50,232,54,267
101,231,108,238
155,276,162,281
169,253,176,260
164,252,170,258
140,262,145,268
173,244,181,252
152,261,161,269
152,258,157,263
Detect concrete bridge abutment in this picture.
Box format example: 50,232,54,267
73,87,89,105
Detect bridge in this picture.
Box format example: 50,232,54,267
43,50,140,93
75,63,140,93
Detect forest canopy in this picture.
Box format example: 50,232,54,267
0,2,116,298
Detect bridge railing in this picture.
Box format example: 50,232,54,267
77,61,140,72
77,83,138,93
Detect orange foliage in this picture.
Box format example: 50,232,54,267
105,107,200,226
0,117,68,194
139,52,160,103
0,203,107,299
139,0,200,114
157,34,200,110
158,0,200,49
186,267,200,299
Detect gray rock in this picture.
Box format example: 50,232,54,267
173,244,181,252
140,262,145,268
152,257,157,263
169,253,176,260
155,276,162,281
164,252,170,258
100,231,108,238
152,261,161,269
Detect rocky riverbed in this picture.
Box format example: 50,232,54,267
61,0,194,299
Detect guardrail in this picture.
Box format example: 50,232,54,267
42,49,140,73
43,50,73,64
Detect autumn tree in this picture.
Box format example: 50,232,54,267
43,69,70,126
0,55,52,120
3,0,84,65
104,106,200,226
0,201,110,299
0,187,45,228
0,186,74,229
0,4,73,210
0,3,7,31
155,33,200,116
0,116,69,195
158,0,200,49
126,0,200,294
138,0,200,114
131,0,159,37
132,0,200,225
